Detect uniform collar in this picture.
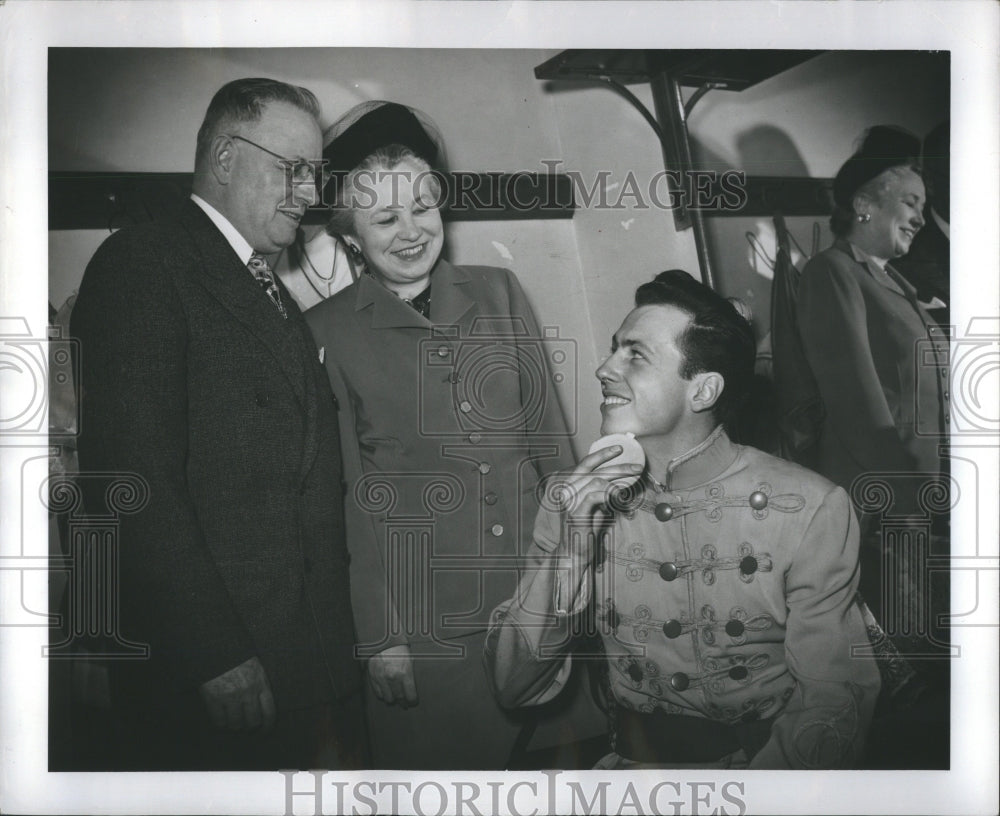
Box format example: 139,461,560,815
664,425,739,491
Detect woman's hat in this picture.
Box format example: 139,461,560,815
322,101,444,177
833,125,922,208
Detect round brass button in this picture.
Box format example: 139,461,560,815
483,492,498,506
658,562,679,581
725,619,745,637
437,345,450,357
748,491,768,510
662,619,683,639
459,400,473,413
729,666,749,681
490,523,504,537
669,672,690,691
478,462,492,475
739,555,758,575
654,503,674,522
468,432,482,444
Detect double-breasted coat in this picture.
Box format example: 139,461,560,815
306,261,579,768
71,202,362,764
485,427,882,768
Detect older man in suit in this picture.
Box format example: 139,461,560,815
71,78,365,770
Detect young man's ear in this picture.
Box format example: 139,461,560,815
689,371,724,415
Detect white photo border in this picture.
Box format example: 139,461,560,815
2,1,997,814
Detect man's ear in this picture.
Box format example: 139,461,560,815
689,371,724,415
210,134,235,185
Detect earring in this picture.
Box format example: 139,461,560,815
857,213,871,223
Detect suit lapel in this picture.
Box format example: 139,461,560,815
836,239,906,298
179,202,307,408
429,260,477,327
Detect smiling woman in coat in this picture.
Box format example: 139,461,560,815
305,101,581,769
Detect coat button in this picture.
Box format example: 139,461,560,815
490,523,504,537
662,619,682,639
669,672,689,691
748,491,768,510
478,462,492,475
255,391,270,407
944,414,950,424
729,666,749,681
468,432,482,444
740,556,758,575
628,662,644,683
459,400,473,413
658,562,679,581
725,619,745,637
437,345,450,358
654,503,674,522
484,492,498,505
943,391,949,400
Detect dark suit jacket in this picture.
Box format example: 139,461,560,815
305,262,575,653
71,201,361,714
796,239,949,507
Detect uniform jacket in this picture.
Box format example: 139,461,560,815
305,262,575,653
796,240,949,506
71,201,361,712
485,427,881,769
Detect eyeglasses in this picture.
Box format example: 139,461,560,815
227,134,319,184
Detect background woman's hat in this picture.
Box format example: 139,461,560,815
833,124,922,208
322,101,443,176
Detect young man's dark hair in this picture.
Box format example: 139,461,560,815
634,269,756,430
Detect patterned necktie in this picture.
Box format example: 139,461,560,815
247,253,287,319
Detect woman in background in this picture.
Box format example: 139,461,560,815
796,125,950,767
797,125,948,515
305,101,582,769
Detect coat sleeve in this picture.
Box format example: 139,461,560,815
310,317,409,657
71,233,256,689
796,252,913,473
502,269,577,475
484,499,586,708
749,485,881,769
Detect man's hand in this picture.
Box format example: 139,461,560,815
552,444,643,561
368,644,418,708
198,656,276,732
